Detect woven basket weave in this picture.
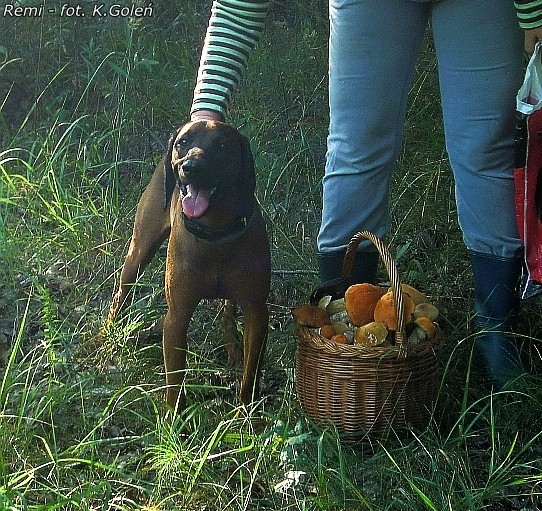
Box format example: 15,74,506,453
295,231,441,435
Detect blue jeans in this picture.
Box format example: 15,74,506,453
318,0,524,259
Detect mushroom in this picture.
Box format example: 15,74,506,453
354,321,388,346
331,333,349,345
326,297,346,315
395,284,430,305
331,321,350,334
413,302,439,322
327,298,350,323
292,304,331,328
317,295,332,310
319,324,336,339
373,290,415,331
407,326,426,344
344,283,387,326
414,317,437,341
408,317,437,344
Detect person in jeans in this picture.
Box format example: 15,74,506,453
190,0,542,388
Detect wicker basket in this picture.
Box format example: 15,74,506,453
295,231,441,436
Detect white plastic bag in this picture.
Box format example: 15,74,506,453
517,42,542,115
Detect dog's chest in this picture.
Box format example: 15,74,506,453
168,237,240,294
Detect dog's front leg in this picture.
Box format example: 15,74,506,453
107,163,172,323
239,301,269,404
162,305,195,414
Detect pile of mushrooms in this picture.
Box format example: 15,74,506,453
292,283,439,347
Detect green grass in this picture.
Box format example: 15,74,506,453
1,2,541,510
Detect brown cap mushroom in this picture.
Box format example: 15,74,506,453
292,304,331,328
397,284,430,305
413,302,439,322
344,283,387,326
373,290,415,331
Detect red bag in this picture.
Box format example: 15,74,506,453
515,42,542,298
514,111,542,298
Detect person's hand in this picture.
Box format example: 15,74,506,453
190,110,223,122
524,27,542,55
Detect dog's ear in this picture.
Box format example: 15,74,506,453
239,133,256,199
163,127,181,211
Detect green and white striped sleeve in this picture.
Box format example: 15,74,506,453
515,0,542,29
191,0,270,119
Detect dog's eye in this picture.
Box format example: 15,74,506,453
176,138,189,150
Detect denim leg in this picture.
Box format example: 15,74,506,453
432,0,524,258
317,0,430,253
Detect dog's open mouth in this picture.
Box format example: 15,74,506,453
181,183,217,219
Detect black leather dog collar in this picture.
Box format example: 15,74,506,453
182,210,254,244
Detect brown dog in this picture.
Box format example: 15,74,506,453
107,120,271,413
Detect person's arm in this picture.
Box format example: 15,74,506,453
515,0,542,53
516,0,542,28
190,0,271,121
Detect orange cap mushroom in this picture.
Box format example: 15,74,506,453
373,290,415,331
319,324,336,339
414,316,437,341
344,283,387,326
331,333,349,345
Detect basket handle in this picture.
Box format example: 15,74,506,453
341,231,407,350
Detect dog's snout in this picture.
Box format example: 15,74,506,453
181,158,205,175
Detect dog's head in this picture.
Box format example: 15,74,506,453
163,120,255,218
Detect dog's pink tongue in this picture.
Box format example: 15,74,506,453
182,185,210,218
